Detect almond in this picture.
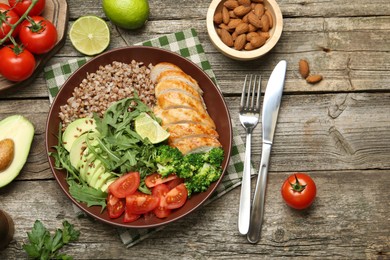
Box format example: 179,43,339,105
250,35,267,48
258,31,270,39
238,0,251,5
299,59,310,79
220,29,234,47
244,42,255,51
232,31,239,40
265,10,273,28
234,34,247,50
248,12,262,28
222,6,230,24
227,19,243,30
229,11,238,18
213,11,223,24
246,32,259,41
261,14,270,32
254,4,265,17
306,74,323,84
248,23,257,32
242,13,249,23
224,0,239,10
235,22,249,35
251,0,264,2
233,5,252,17
0,138,14,172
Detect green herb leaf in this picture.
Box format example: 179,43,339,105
68,179,107,210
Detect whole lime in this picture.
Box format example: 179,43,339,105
102,0,149,30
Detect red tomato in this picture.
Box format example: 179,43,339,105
152,184,171,218
123,209,140,223
281,173,317,210
8,0,46,16
125,193,160,215
145,173,178,188
0,4,20,41
0,45,36,82
106,193,125,219
19,16,57,54
165,183,188,210
108,172,140,199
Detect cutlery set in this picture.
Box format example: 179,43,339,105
238,60,287,243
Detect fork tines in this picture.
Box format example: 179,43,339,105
240,75,261,112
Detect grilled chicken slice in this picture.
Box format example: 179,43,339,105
156,91,207,113
172,136,222,155
156,70,203,95
166,123,219,143
155,79,201,101
153,106,216,129
150,62,182,83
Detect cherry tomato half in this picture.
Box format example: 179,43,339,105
108,171,140,199
19,16,57,54
125,193,160,215
106,193,125,219
0,45,36,82
0,3,20,41
281,173,317,210
145,173,178,188
165,183,188,210
152,184,171,218
8,0,46,16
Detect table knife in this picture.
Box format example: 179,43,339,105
247,60,287,243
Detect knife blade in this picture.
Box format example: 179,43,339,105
247,60,287,243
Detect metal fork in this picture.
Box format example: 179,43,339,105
238,75,261,235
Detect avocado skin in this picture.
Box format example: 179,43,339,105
0,115,34,188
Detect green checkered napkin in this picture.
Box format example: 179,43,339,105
44,28,255,247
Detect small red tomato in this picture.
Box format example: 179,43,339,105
165,183,188,210
0,3,20,41
19,16,58,54
108,171,140,199
281,173,317,210
0,45,36,82
145,173,178,188
106,193,125,219
8,0,46,17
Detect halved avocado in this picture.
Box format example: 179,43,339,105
0,115,34,188
63,118,96,152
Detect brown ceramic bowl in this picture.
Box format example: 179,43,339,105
45,46,232,228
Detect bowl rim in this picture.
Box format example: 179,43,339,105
206,0,283,60
45,46,233,228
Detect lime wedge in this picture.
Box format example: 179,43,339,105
69,16,110,56
135,113,170,144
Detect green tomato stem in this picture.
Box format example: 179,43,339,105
0,0,39,46
289,174,307,192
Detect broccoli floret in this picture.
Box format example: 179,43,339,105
202,148,224,167
154,145,183,177
177,153,206,179
184,162,222,196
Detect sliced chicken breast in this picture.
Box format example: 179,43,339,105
153,106,215,129
156,91,207,113
166,123,219,143
155,79,201,101
172,136,222,155
157,70,203,95
150,62,182,83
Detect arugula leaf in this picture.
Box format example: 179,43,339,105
68,179,108,210
22,220,80,260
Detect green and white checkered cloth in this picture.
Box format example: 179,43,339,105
44,28,255,247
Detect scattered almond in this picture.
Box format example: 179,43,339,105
306,74,323,84
0,138,14,172
299,59,310,79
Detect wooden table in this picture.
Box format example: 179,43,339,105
1,0,389,259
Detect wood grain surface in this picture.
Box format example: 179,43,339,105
0,0,389,259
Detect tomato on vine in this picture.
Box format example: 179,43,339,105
281,173,316,210
0,3,20,41
19,16,57,54
0,45,36,82
8,0,46,17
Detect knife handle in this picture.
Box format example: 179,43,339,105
238,131,252,235
247,143,272,243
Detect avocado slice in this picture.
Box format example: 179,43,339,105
70,132,100,170
93,172,116,191
101,178,116,192
63,118,96,152
79,149,96,182
0,115,34,188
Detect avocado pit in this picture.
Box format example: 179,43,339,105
0,139,15,172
